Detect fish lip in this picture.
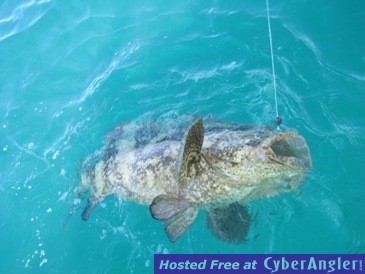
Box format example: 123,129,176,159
266,131,312,171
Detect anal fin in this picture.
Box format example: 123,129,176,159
206,203,251,244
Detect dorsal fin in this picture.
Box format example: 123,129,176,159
176,118,204,188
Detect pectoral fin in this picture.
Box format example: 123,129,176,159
149,195,198,242
206,203,251,244
176,118,204,188
164,206,198,242
150,195,191,220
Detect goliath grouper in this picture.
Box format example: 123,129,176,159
75,118,311,243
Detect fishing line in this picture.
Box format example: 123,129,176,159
265,0,282,126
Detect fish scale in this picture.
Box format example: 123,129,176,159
78,118,311,242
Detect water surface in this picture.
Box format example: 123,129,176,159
1,0,364,273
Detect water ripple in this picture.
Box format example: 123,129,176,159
201,7,239,16
69,41,141,106
282,22,365,83
0,0,51,42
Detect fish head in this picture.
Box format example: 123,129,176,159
247,130,312,191
261,131,311,170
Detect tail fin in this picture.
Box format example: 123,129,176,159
63,198,82,228
63,185,88,228
81,196,99,221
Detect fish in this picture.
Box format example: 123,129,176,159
74,117,311,243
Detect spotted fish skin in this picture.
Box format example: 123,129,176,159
77,118,311,242
80,122,311,208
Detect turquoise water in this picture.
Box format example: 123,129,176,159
1,0,365,273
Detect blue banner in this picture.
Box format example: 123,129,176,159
154,254,364,274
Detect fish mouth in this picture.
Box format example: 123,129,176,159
267,132,312,171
